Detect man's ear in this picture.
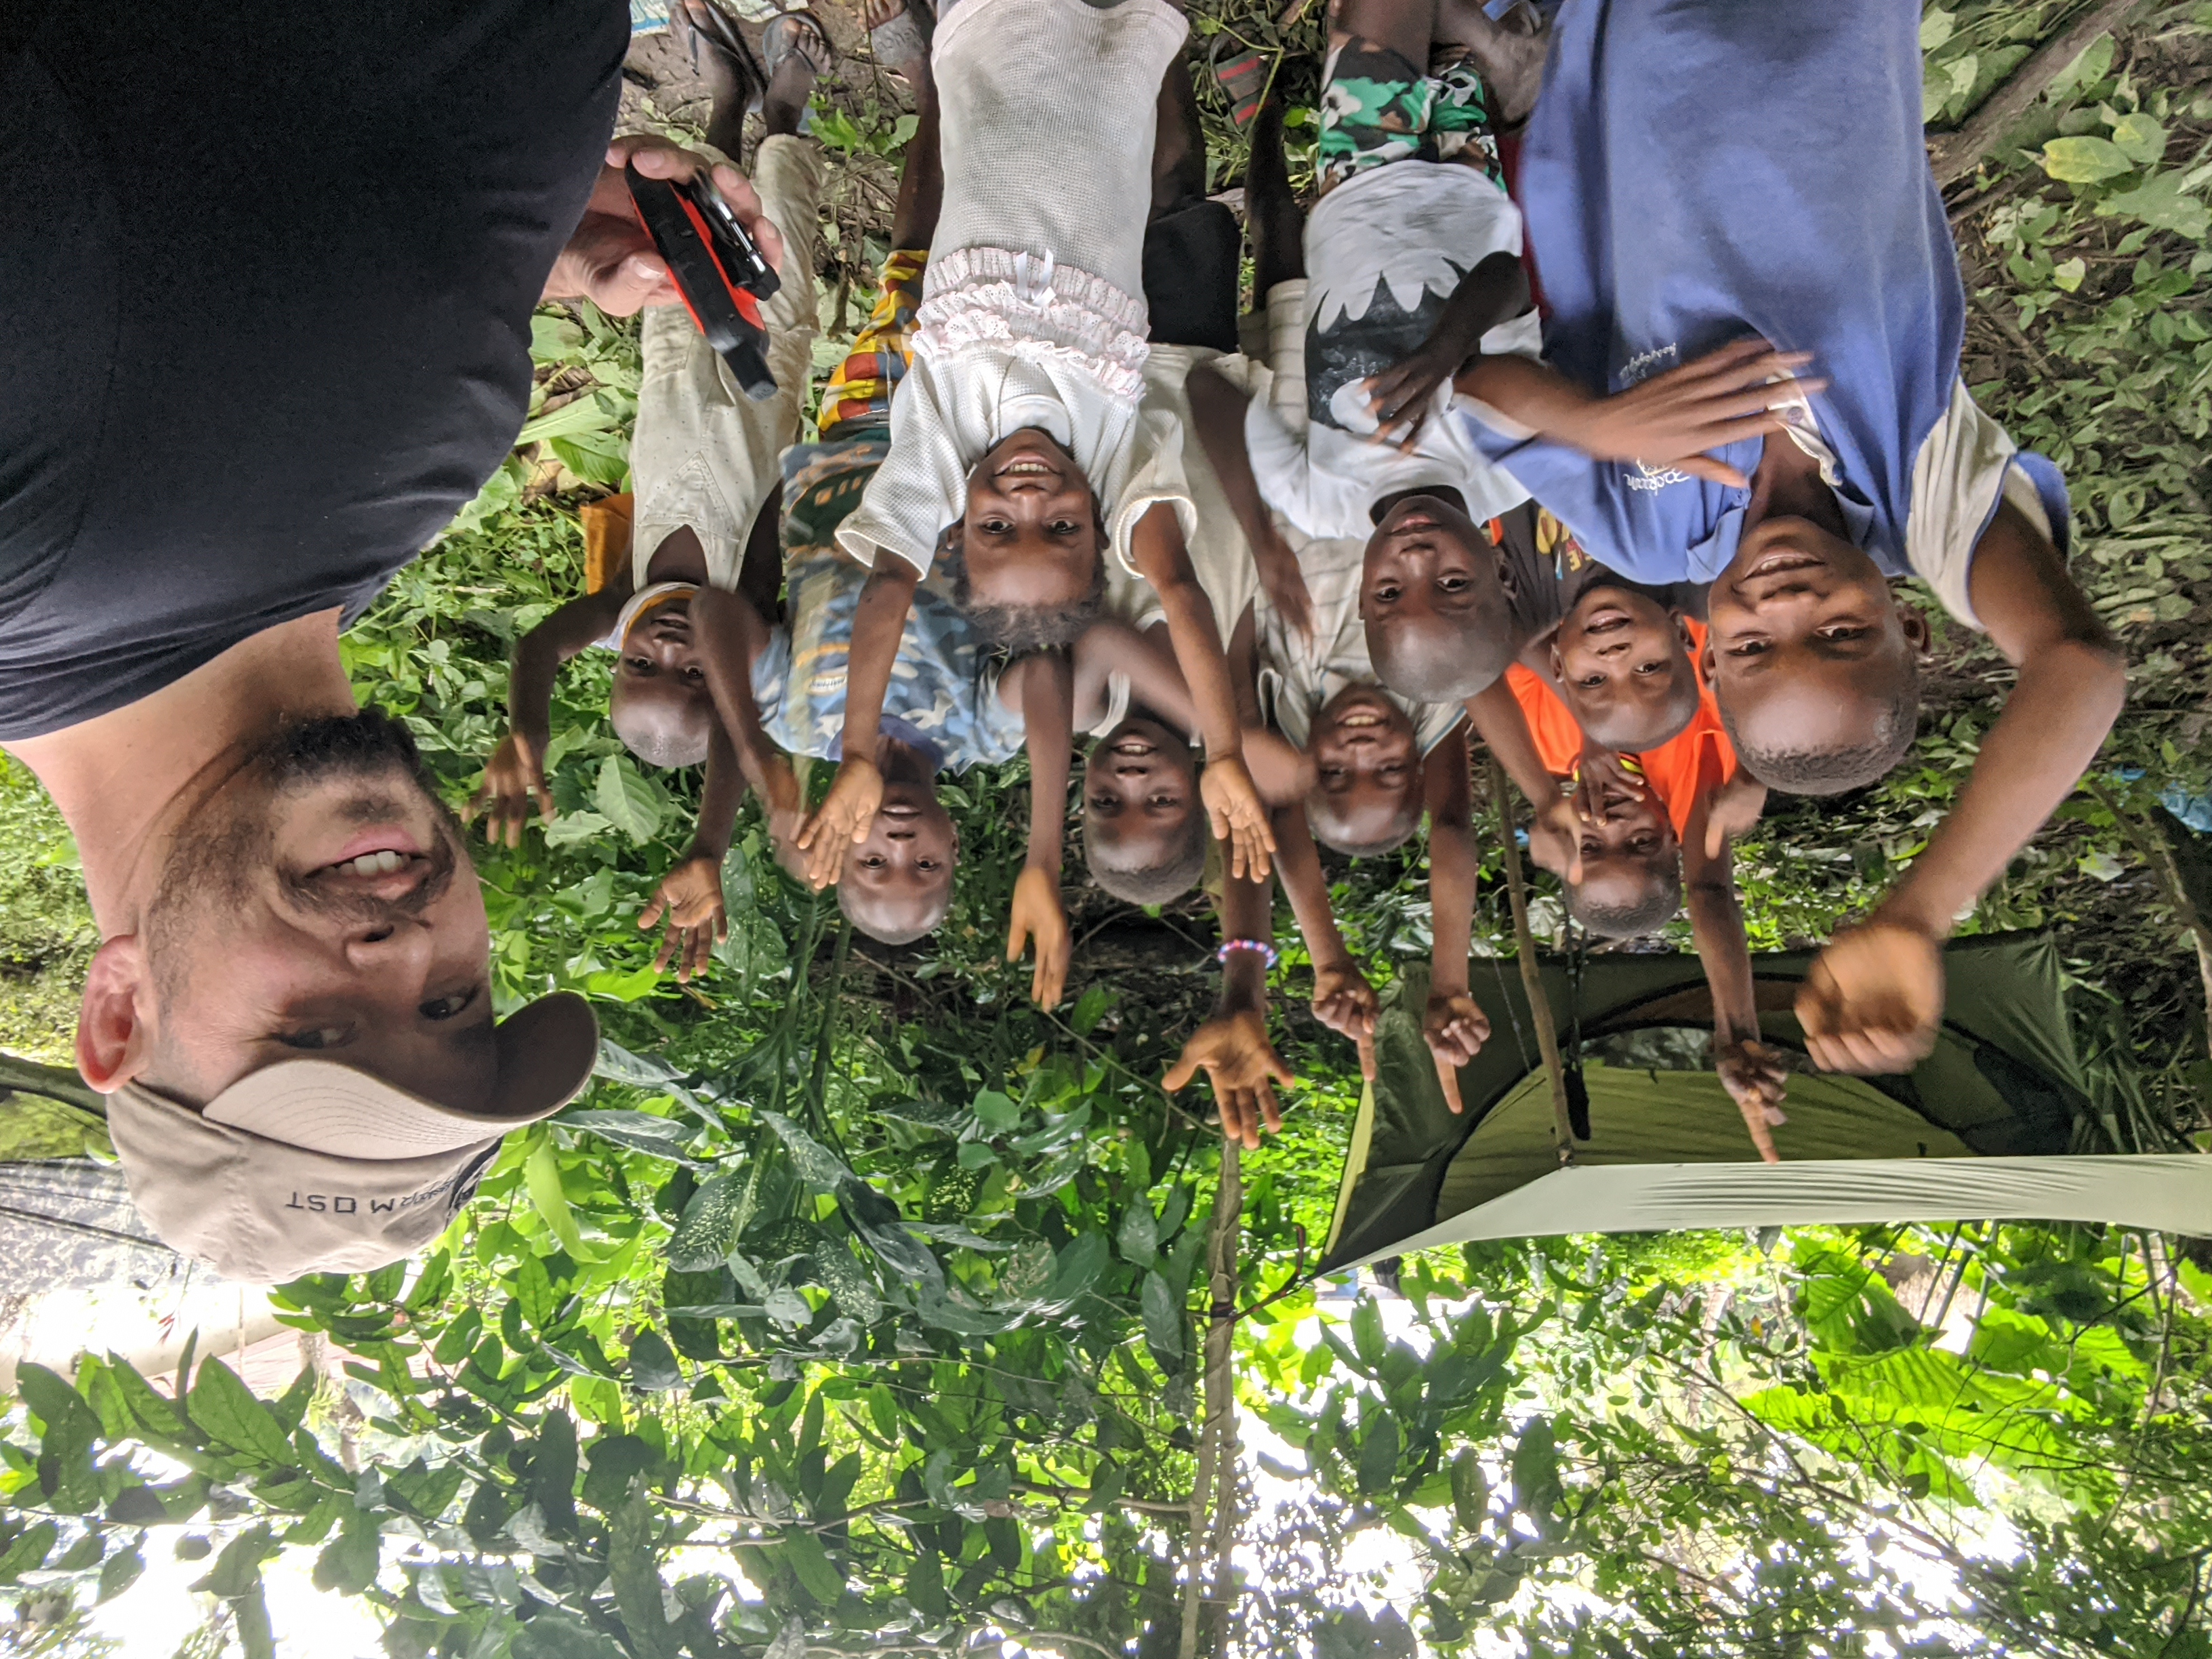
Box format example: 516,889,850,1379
1900,606,1933,659
1547,634,1566,680
1700,636,1719,684
77,935,157,1094
1672,611,1696,657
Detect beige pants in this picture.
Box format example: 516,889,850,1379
630,134,826,586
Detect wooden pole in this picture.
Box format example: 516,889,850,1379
1178,1139,1242,1659
1488,756,1576,1166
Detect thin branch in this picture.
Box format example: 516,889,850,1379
1488,755,1574,1163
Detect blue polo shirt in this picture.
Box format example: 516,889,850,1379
1456,0,2047,591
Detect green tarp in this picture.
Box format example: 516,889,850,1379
1322,933,2209,1271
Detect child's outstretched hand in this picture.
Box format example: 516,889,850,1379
466,733,554,848
1164,1008,1296,1150
1200,754,1277,882
1563,338,1823,489
1312,961,1380,1081
1704,772,1769,861
1797,920,1944,1076
1423,991,1492,1113
1363,339,1462,447
640,853,729,983
796,758,883,889
1716,1036,1789,1162
1006,865,1071,1009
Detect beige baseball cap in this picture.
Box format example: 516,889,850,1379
108,991,600,1284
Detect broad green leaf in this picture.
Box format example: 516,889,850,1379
1047,1232,1109,1305
512,1610,626,1659
1070,984,1116,1034
525,1139,583,1255
1350,1297,1387,1371
97,1544,145,1603
312,1511,382,1596
2100,171,2212,238
811,1241,886,1323
610,1491,679,1659
760,1110,857,1187
595,754,664,843
1450,1449,1489,1532
558,1110,701,1163
667,1172,750,1271
972,1088,1021,1130
531,1410,580,1536
191,1523,279,1601
2051,256,2086,292
545,810,613,848
626,1330,684,1393
594,1040,683,1090
1511,1416,1561,1521
0,1522,57,1585
1919,8,1952,50
1355,1412,1401,1496
1118,1201,1159,1269
781,1528,847,1605
1141,1271,1183,1371
764,1616,808,1659
2041,136,2135,183
2108,112,2167,165
187,1359,296,1467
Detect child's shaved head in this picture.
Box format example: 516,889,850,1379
1304,685,1424,856
1564,764,1681,938
1552,583,1701,754
1362,493,1518,703
951,428,1108,650
836,779,958,944
1084,717,1208,903
1705,518,1927,796
611,597,712,767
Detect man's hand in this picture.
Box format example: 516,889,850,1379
1164,1008,1296,1150
1704,771,1769,861
1797,921,1946,1075
795,758,884,889
1423,991,1492,1113
640,854,729,983
1364,339,1462,447
1312,961,1380,1081
1527,793,1586,885
1006,864,1071,1009
465,733,554,848
1254,529,1317,642
1200,754,1277,882
1559,338,1822,489
1715,1036,1790,1163
541,136,789,317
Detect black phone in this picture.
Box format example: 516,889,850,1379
624,162,780,401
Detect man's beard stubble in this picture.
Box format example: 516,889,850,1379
145,710,465,985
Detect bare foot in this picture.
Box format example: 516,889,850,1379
864,0,928,83
760,10,832,137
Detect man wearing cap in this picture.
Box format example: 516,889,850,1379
1,0,792,1279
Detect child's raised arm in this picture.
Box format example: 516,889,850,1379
1164,864,1294,1151
638,723,742,984
1677,772,1787,1160
1000,650,1075,1009
1463,678,1584,886
1127,503,1276,881
1272,799,1378,1082
467,584,630,846
1187,363,1313,640
1799,499,2125,1073
1364,249,1528,447
1421,726,1488,1112
795,559,920,888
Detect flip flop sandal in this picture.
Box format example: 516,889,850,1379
678,0,770,102
869,5,929,69
1210,42,1271,129
762,9,836,82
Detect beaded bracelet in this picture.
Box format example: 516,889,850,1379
1214,938,1280,970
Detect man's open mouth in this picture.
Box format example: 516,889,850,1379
1744,550,1828,581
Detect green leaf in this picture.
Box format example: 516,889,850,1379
1356,1412,1401,1496
2101,170,2212,238
1351,1298,1387,1371
582,1434,661,1512
1450,1449,1490,1533
531,1410,581,1536
0,1522,58,1585
1919,7,1952,50
525,1139,583,1255
2041,136,2135,183
187,1358,297,1467
760,1110,857,1187
971,1089,1021,1131
627,1330,684,1393
2108,112,2168,165
595,754,665,843
1069,985,1117,1034
512,1610,627,1659
558,1109,701,1163
191,1523,279,1601
97,1544,145,1603
610,1490,678,1659
667,1169,760,1271
313,1511,383,1595
1141,1271,1183,1372
1118,1201,1159,1269
780,1528,847,1605
1047,1232,1109,1305
2051,256,2086,292
1511,1416,1561,1521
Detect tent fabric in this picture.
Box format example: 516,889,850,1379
1322,934,2207,1271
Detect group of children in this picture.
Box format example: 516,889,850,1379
474,0,2125,1157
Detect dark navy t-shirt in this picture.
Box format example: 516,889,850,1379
1456,0,1969,589
0,0,626,738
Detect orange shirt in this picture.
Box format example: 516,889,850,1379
1504,619,1736,842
